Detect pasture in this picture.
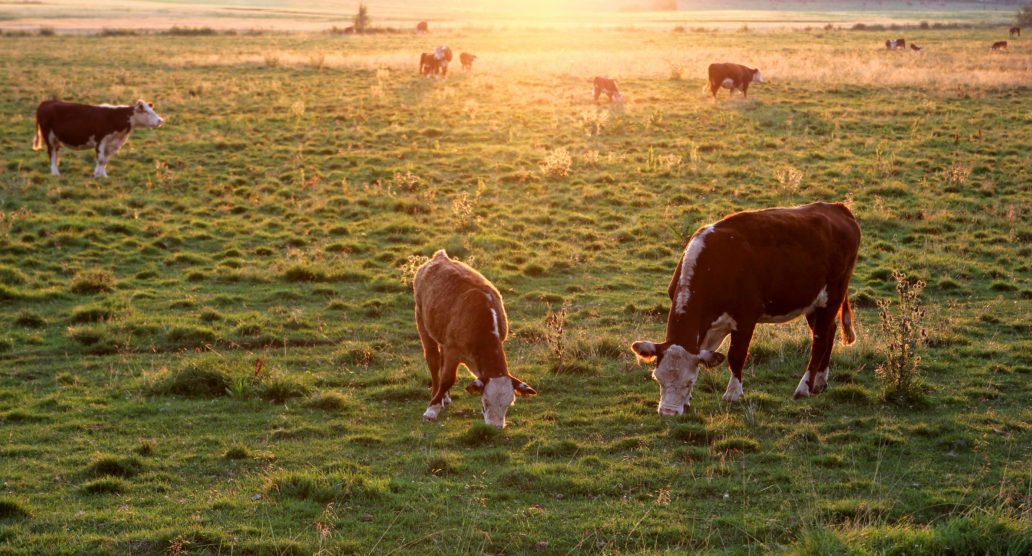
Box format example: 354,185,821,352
1,22,1031,554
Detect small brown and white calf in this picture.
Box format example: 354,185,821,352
459,52,477,72
706,63,763,100
33,99,164,178
1010,26,1020,37
885,38,906,50
910,43,924,53
992,40,1008,51
419,52,438,77
414,250,536,427
631,203,861,415
592,76,623,104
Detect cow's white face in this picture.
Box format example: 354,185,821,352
751,69,764,84
632,342,725,416
481,377,516,428
614,92,623,104
130,100,163,129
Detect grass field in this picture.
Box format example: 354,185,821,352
1,20,1031,555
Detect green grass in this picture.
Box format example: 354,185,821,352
0,23,1030,554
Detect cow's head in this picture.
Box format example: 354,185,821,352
613,92,624,104
750,68,764,84
465,375,536,427
131,100,163,128
631,341,724,416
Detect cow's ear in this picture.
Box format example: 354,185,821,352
698,350,725,368
465,378,485,395
631,341,667,363
512,379,537,398
134,100,145,111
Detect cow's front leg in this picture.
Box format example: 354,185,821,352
94,145,109,178
723,323,755,402
424,352,459,422
49,147,60,175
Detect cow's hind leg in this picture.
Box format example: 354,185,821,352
795,305,839,399
723,322,756,402
48,145,60,176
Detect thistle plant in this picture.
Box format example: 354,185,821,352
875,270,929,402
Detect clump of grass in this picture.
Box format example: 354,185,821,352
875,270,929,403
774,165,803,191
256,372,310,404
540,147,572,178
148,359,231,398
713,437,760,453
451,192,481,232
398,254,429,288
544,301,570,372
461,423,502,446
303,392,350,411
69,270,115,294
133,439,156,456
13,310,45,328
223,445,251,459
88,455,143,478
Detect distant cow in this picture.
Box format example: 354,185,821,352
414,250,537,427
910,43,924,53
434,45,453,77
992,40,1008,51
592,76,623,104
459,52,477,72
33,99,163,178
416,21,428,35
706,63,763,100
1010,26,1020,37
885,38,906,50
630,202,861,415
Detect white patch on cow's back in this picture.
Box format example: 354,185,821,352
760,286,828,324
794,370,812,398
723,375,743,402
675,225,714,314
702,312,737,351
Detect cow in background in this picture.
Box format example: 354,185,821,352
992,41,1008,51
416,21,428,35
459,52,477,72
33,99,164,178
414,250,537,428
706,63,763,100
419,52,438,77
592,76,622,104
434,45,453,76
1010,26,1020,37
885,38,906,50
910,43,924,53
630,203,861,414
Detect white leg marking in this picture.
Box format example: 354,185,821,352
794,370,812,398
50,151,60,175
442,392,452,405
723,375,743,402
814,367,829,394
423,403,443,422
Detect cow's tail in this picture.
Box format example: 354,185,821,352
840,294,856,345
32,122,44,151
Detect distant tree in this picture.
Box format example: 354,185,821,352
1019,2,1032,27
353,2,370,34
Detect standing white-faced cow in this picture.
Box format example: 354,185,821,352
433,45,453,77
592,76,623,104
33,99,164,178
631,203,861,415
706,63,763,100
414,250,537,427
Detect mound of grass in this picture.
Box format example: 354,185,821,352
0,499,29,520
148,359,231,399
266,470,386,504
13,310,45,327
669,423,717,445
256,373,310,403
82,477,128,495
88,455,143,478
302,392,349,411
460,423,502,446
223,445,251,459
713,437,760,453
69,270,115,294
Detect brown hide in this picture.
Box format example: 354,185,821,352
35,100,133,151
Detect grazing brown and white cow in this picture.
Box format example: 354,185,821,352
434,45,453,77
885,38,906,50
33,99,163,178
592,76,623,104
706,63,763,100
630,203,861,415
992,40,1008,51
414,250,537,427
416,21,428,35
910,43,924,53
459,52,477,72
1010,26,1021,37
